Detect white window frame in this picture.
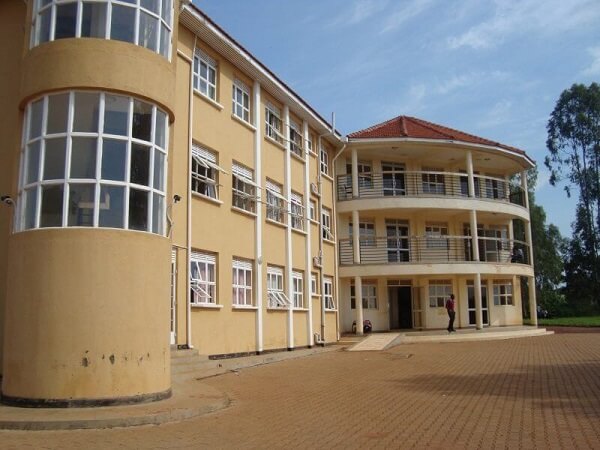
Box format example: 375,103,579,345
493,281,513,306
193,49,217,101
192,145,225,200
289,119,303,158
266,179,286,224
349,220,376,247
232,79,250,123
309,199,317,222
350,283,378,309
422,168,445,194
267,266,290,308
291,191,304,231
232,162,258,213
425,223,449,249
190,251,217,305
292,271,304,309
323,277,335,310
265,103,284,144
428,280,452,308
311,273,319,296
232,258,253,306
322,207,333,241
320,146,329,175
306,134,315,155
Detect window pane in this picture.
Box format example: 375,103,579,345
99,185,124,228
70,137,97,179
130,143,150,185
152,193,164,235
29,99,44,139
161,0,172,22
73,92,100,132
43,137,67,180
81,2,107,38
54,3,77,40
104,95,129,136
129,188,148,231
23,188,37,230
101,139,127,181
141,0,160,14
47,93,70,134
25,141,41,184
139,11,158,52
68,183,96,226
38,8,51,43
155,109,166,148
159,23,169,57
110,5,136,43
153,151,165,190
40,185,64,227
132,100,153,141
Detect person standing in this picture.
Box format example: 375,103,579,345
446,294,456,333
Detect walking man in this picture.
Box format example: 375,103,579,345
446,294,456,333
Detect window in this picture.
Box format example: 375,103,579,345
18,91,168,234
349,221,376,247
493,281,513,305
306,134,314,154
323,277,335,310
291,192,304,231
309,199,317,221
190,251,216,305
346,161,373,188
320,147,329,175
193,49,217,100
289,119,303,157
265,103,283,144
425,223,449,249
31,0,173,59
266,179,285,224
350,283,378,309
192,145,223,200
322,207,333,240
428,280,452,308
292,271,304,308
232,162,257,213
311,273,319,296
422,168,445,194
232,79,250,122
267,266,290,308
232,258,253,306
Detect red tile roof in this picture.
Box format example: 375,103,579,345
348,115,526,155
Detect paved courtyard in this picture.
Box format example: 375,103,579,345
2,332,600,449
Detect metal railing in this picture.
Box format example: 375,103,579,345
337,171,525,207
338,236,531,266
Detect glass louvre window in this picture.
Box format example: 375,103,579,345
428,280,452,308
18,91,168,234
350,283,377,309
193,49,217,100
290,192,304,231
322,207,333,240
289,120,303,157
422,168,445,194
320,147,329,175
265,103,283,144
191,145,220,199
425,223,449,249
232,80,250,122
292,271,304,308
31,0,173,59
493,281,513,305
267,266,290,308
323,277,335,310
190,252,216,305
266,179,285,224
232,162,257,213
232,259,253,306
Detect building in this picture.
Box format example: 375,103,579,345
0,1,536,407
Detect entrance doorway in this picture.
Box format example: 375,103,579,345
170,249,177,345
467,282,489,326
389,286,413,329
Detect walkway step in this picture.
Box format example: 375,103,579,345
393,328,553,345
347,333,400,351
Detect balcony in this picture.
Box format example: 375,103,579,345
338,236,531,266
336,171,525,206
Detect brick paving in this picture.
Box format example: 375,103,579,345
1,333,599,449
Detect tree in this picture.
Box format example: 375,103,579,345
546,83,600,313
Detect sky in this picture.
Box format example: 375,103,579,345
194,0,600,237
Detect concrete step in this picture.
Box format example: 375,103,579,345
394,328,553,345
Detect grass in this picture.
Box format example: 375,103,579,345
537,316,600,327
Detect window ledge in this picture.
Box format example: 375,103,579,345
321,173,334,182
231,114,256,132
265,135,286,150
194,90,224,111
192,192,223,205
292,227,307,236
324,238,335,246
325,309,337,313
231,206,257,218
290,152,305,163
311,294,321,298
267,307,289,312
309,219,319,225
293,308,309,312
232,305,258,311
266,218,287,229
191,303,223,310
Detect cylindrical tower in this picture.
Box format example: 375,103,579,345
1,0,178,406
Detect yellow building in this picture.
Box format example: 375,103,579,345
0,1,535,406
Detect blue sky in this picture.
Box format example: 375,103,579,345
195,0,600,236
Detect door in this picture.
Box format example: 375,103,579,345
468,283,489,326
382,162,405,196
386,220,410,262
170,249,177,345
388,286,413,329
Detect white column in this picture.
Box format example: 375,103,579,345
469,210,480,262
253,80,263,353
521,170,530,210
528,276,538,326
475,273,483,330
351,147,358,198
352,209,360,264
303,120,313,346
466,150,475,197
355,276,363,335
283,105,294,350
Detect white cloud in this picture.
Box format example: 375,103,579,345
328,0,389,28
380,0,434,34
582,46,600,76
379,83,428,118
477,99,513,128
434,70,511,95
447,0,600,50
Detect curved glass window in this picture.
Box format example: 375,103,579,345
31,0,173,59
18,91,168,235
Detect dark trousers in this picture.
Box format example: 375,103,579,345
447,310,456,331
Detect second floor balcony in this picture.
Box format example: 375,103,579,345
337,171,525,207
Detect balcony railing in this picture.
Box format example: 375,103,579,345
337,171,525,206
338,236,531,266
